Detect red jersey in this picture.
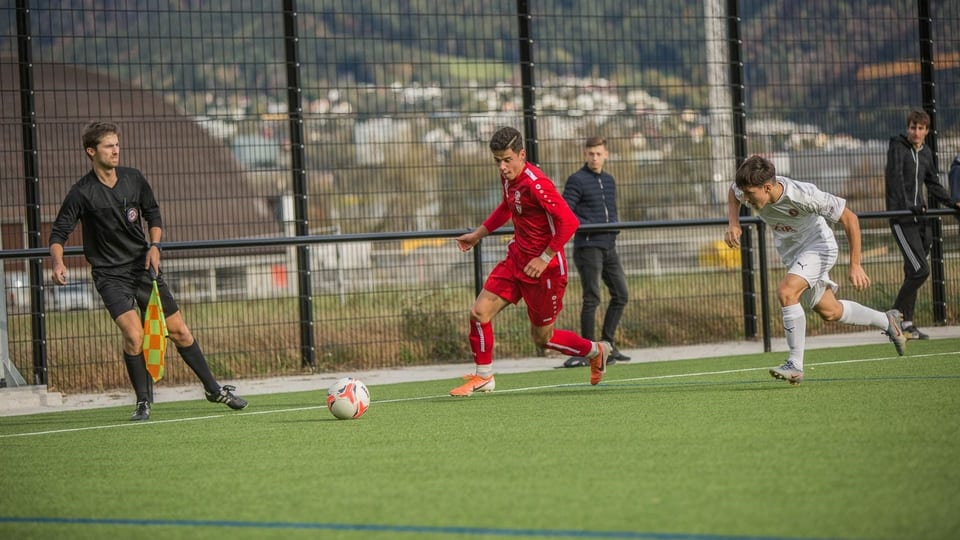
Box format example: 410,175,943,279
482,162,580,271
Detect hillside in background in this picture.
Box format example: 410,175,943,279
1,0,959,138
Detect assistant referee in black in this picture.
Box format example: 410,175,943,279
49,121,247,421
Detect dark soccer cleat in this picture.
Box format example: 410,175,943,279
206,385,248,410
902,325,929,340
130,401,150,421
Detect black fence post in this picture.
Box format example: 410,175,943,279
17,0,47,385
516,0,538,165
756,221,772,352
918,0,947,324
726,0,758,340
472,241,484,299
282,0,316,368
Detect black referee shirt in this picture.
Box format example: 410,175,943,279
49,166,163,269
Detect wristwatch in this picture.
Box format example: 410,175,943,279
149,242,162,252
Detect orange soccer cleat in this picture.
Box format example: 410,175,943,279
449,374,496,397
589,341,611,385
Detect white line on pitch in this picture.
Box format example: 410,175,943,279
1,351,951,439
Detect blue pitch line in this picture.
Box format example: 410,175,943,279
1,350,956,440
0,516,852,540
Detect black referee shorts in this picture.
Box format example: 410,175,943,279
92,263,180,321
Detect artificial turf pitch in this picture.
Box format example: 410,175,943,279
1,338,958,540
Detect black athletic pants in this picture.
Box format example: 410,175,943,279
889,219,931,323
572,245,629,346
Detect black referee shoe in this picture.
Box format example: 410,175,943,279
129,401,150,421
205,385,248,410
902,325,930,340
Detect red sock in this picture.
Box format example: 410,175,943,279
545,329,594,357
470,320,494,366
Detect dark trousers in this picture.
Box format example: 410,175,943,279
889,220,931,322
573,245,629,345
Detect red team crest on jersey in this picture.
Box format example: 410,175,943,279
126,208,139,222
514,190,523,214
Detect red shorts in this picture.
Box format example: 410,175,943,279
483,256,568,326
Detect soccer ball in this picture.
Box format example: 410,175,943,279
326,377,370,420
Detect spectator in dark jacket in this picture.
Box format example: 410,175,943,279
949,155,960,205
562,137,630,365
884,110,960,339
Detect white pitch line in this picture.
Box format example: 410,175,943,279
605,351,950,385
1,351,952,439
0,414,225,438
467,351,952,393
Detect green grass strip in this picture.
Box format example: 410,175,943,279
2,339,958,540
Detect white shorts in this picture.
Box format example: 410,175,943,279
787,250,838,309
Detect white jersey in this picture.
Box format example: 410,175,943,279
733,176,846,267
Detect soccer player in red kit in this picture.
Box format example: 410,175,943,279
450,127,611,396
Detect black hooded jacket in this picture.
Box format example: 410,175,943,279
949,155,960,202
884,134,953,223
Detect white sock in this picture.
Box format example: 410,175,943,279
782,304,806,370
838,300,888,329
476,365,493,378
902,321,913,330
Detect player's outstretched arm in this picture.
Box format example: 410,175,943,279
724,187,743,248
456,225,490,252
838,207,871,290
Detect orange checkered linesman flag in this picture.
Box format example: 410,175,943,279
143,275,168,382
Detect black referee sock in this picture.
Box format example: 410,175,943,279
123,352,152,403
177,340,220,394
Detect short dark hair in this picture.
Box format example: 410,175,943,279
735,155,777,189
584,136,606,148
907,109,930,128
489,126,523,153
82,121,119,152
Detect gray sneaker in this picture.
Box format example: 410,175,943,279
769,361,804,386
884,310,907,356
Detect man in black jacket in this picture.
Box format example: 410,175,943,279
884,110,960,339
562,137,630,364
950,155,960,208
49,121,248,420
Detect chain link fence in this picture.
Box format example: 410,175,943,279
1,1,958,392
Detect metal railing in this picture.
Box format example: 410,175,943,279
3,209,957,390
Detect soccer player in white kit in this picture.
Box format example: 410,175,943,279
724,155,906,385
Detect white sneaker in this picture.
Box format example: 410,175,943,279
769,361,804,386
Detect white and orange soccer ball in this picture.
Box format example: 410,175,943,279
326,377,370,420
